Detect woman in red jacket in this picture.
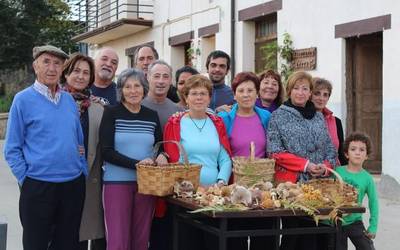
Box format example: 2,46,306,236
164,74,232,185
311,77,347,165
163,74,232,250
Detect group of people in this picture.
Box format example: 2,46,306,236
4,43,378,250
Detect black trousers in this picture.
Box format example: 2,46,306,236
280,217,318,250
19,175,85,250
228,218,277,250
149,207,173,250
337,221,375,250
79,238,106,250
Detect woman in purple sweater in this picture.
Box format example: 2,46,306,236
218,72,272,250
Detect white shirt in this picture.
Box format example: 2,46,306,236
33,80,61,104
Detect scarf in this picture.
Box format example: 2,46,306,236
63,85,91,116
284,99,316,120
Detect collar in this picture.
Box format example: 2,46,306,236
283,99,316,120
322,107,333,117
226,103,269,134
213,82,226,89
255,98,278,112
33,80,61,104
146,95,168,105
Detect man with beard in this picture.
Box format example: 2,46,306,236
88,47,118,250
134,45,180,103
91,47,119,105
206,50,235,111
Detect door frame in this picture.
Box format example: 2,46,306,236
345,33,383,173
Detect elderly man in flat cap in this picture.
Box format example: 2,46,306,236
4,45,88,250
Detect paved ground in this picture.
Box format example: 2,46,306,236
1,140,399,250
0,141,22,250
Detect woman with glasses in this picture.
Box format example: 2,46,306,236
163,74,232,250
164,74,232,186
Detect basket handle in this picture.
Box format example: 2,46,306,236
324,167,344,191
249,141,255,161
153,140,190,166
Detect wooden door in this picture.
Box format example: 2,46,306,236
346,33,382,173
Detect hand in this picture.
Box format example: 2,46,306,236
215,105,231,113
306,162,318,174
155,154,168,165
217,179,226,187
316,163,328,176
307,163,324,177
78,146,85,156
138,158,154,165
365,231,376,239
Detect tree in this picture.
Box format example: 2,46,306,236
0,0,79,70
0,0,22,69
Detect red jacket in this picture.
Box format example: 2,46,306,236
154,112,232,217
163,112,232,162
271,152,333,183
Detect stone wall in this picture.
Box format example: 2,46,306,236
0,67,33,100
0,113,8,139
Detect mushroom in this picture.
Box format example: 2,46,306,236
231,185,252,206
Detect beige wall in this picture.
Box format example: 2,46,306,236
85,0,400,182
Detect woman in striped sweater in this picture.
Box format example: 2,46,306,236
99,68,167,250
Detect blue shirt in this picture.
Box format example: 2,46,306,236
4,86,87,184
179,116,231,185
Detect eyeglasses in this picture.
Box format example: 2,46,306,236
188,91,208,97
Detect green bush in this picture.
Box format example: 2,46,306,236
0,94,14,113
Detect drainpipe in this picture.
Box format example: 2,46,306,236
230,0,236,81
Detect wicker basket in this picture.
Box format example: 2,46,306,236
232,142,275,187
137,140,201,196
306,168,359,206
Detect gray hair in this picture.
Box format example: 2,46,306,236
94,46,119,62
117,68,148,102
133,45,159,66
147,60,173,77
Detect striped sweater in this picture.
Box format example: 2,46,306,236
99,103,162,182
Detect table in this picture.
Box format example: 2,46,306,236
167,197,365,250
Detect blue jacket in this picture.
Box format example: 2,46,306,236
218,103,271,136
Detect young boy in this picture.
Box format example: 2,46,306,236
336,132,379,250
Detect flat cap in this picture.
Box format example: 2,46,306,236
32,45,69,60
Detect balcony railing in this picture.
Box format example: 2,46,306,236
69,0,154,34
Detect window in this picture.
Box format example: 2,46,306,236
255,14,277,73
